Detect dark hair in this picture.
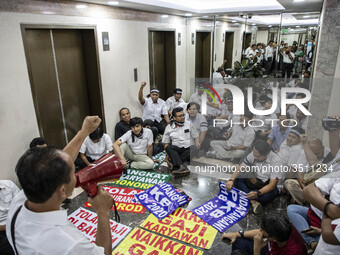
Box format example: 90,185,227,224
243,110,254,120
16,147,71,203
143,119,154,127
291,126,305,135
119,107,130,117
253,140,271,156
29,137,47,149
130,117,143,127
268,40,273,44
251,43,256,48
257,43,262,47
187,102,200,112
292,73,299,78
172,107,184,117
261,213,292,242
231,250,249,255
89,127,104,140
295,93,306,98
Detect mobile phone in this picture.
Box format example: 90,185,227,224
302,228,313,233
222,237,232,245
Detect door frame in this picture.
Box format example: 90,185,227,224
20,24,106,136
195,30,213,80
224,30,235,69
147,28,177,95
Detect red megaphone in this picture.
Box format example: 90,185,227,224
75,153,123,197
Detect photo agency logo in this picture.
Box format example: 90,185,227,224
199,84,312,128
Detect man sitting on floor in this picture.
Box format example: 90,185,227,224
114,107,131,140
223,212,307,255
208,111,255,160
226,140,282,214
163,107,200,177
113,117,154,170
6,116,114,255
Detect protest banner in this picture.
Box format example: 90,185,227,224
68,208,131,248
113,169,171,189
112,228,203,255
140,208,217,249
135,183,189,220
83,186,146,214
192,182,249,233
152,151,166,170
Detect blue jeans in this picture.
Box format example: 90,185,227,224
232,237,267,255
287,204,320,245
234,177,279,205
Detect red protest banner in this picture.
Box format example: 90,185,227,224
84,186,146,214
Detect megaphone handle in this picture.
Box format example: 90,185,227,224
82,182,98,198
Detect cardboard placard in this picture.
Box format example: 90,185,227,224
141,208,218,249
112,228,203,255
192,182,249,232
83,186,146,214
113,169,171,189
152,151,166,170
135,183,189,220
67,208,131,248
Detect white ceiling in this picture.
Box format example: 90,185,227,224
75,0,323,16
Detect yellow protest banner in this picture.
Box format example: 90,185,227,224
140,208,217,249
112,228,203,255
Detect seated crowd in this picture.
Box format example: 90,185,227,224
1,78,339,254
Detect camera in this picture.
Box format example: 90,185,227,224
322,117,340,131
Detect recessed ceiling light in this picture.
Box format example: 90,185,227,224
268,25,272,27
296,25,300,27
232,20,237,23
303,15,310,18
252,23,256,26
161,15,169,18
184,13,192,17
76,4,87,9
293,0,305,2
108,1,119,5
202,16,209,18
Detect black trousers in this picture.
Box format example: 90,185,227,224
0,231,14,255
232,237,267,255
166,145,198,169
152,120,167,135
282,62,294,78
74,156,94,171
265,57,272,74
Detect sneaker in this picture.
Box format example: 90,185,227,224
172,165,190,177
206,151,216,158
251,200,263,215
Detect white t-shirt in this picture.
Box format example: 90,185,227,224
6,191,105,255
278,141,303,167
119,128,153,155
313,173,340,255
227,125,255,148
79,133,113,160
0,180,20,225
265,46,273,60
165,96,185,112
282,51,295,64
142,97,168,123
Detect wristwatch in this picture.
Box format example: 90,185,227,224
238,230,244,238
257,190,262,197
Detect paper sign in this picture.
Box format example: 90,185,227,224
83,186,146,214
68,208,131,248
141,208,218,249
113,169,171,189
112,228,203,255
135,183,189,220
152,151,166,170
192,182,249,232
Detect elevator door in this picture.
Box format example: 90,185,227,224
23,28,103,149
148,31,176,100
195,32,211,78
224,32,234,69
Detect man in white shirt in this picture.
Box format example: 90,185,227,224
246,44,257,60
6,116,114,255
0,180,20,254
209,111,255,160
264,40,274,75
138,81,170,134
78,127,113,169
282,46,295,78
243,42,253,59
166,88,186,116
189,86,204,106
113,117,154,170
163,107,200,177
226,140,282,214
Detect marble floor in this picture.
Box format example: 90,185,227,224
64,157,290,255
